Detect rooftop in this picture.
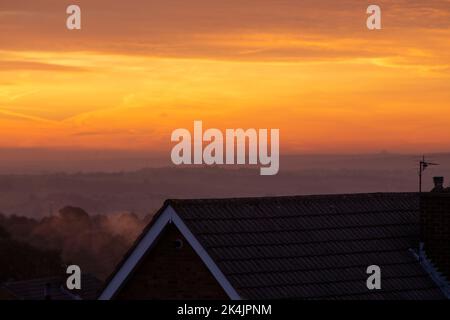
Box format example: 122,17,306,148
104,192,447,299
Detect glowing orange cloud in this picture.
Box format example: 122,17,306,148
0,0,449,153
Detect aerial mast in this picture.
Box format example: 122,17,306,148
419,155,439,193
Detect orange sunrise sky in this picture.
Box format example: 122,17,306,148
0,0,449,154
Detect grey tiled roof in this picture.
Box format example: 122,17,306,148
167,193,445,299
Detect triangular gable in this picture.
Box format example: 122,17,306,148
98,205,241,300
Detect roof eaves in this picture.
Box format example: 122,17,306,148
414,243,450,299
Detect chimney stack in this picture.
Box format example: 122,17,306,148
432,176,444,192
420,178,450,280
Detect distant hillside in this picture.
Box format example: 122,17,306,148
0,153,450,217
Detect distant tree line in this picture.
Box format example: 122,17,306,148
0,207,149,282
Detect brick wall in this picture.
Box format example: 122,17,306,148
115,223,228,300
420,193,450,280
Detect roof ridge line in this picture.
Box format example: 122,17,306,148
182,209,417,221
166,192,419,204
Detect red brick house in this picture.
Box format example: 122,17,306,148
99,185,450,300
